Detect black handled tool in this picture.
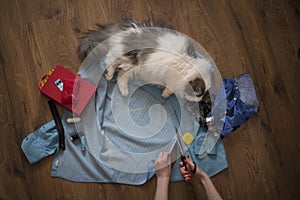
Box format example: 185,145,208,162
48,100,65,150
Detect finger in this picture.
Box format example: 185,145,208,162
179,164,187,171
179,161,183,167
162,152,170,161
185,155,192,164
184,156,198,173
180,160,188,167
183,173,192,182
180,162,190,175
159,152,164,159
183,174,191,179
180,167,191,175
181,171,191,176
185,177,192,182
184,173,192,178
154,160,160,169
185,155,195,168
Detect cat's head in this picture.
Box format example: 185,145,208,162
188,78,205,97
184,77,210,102
182,56,212,102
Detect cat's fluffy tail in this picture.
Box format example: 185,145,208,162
78,19,139,61
77,23,120,61
77,19,172,61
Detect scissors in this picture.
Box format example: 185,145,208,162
175,127,197,173
175,127,188,171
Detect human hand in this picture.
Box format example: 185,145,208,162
155,152,171,180
179,155,206,182
154,152,171,200
179,155,223,200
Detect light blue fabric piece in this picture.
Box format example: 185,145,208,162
50,115,155,185
21,120,58,164
55,68,227,183
22,57,228,184
69,57,201,175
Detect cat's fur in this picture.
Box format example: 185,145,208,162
78,19,211,102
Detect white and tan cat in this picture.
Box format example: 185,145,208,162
78,19,211,102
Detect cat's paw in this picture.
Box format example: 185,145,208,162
105,71,114,81
118,81,128,97
119,85,129,96
162,88,172,98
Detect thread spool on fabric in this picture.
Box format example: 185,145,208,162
80,136,86,151
66,117,81,123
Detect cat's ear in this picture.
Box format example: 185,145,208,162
189,78,205,97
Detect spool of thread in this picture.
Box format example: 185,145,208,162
80,136,86,151
66,117,81,123
69,131,80,141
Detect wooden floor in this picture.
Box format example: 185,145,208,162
0,0,299,199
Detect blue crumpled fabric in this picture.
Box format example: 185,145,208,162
220,74,259,138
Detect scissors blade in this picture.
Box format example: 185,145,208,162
175,129,185,156
175,128,188,171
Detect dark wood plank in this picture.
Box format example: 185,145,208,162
0,0,299,199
